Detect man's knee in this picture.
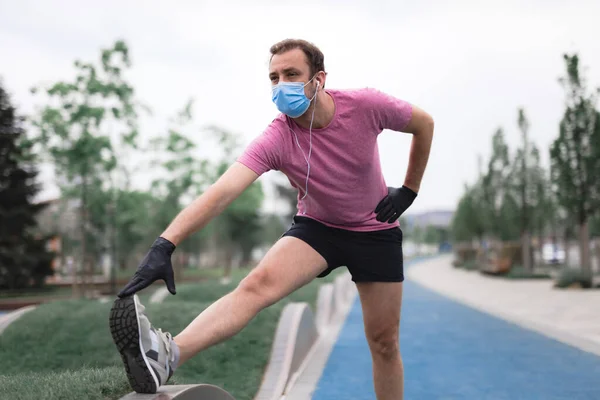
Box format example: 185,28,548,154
236,268,279,309
366,326,400,362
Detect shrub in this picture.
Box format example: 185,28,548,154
504,266,551,280
554,268,593,289
463,260,479,271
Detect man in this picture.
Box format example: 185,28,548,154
110,38,434,400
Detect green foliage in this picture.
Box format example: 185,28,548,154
273,176,297,221
480,128,511,237
0,82,54,289
453,112,557,244
503,266,551,280
145,105,267,270
451,183,486,242
554,268,593,288
550,54,600,224
512,109,554,235
457,260,479,271
422,225,447,245
549,53,600,274
201,126,265,268
30,40,142,287
149,105,207,231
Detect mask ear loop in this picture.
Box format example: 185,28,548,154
289,80,319,214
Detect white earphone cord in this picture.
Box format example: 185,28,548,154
289,82,319,213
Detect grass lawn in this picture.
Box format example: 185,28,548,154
0,265,345,400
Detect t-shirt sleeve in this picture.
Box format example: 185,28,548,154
236,124,283,176
362,88,413,132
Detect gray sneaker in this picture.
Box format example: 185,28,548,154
109,294,175,393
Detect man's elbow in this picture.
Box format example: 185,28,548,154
404,106,434,136
421,113,434,134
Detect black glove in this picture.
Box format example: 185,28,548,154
118,237,177,298
374,186,418,223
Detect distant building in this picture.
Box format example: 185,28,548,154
34,197,80,276
403,210,454,229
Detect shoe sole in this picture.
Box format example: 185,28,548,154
109,295,160,394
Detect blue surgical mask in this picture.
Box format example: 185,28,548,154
271,76,317,118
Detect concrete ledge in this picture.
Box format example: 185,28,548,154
120,384,235,399
283,272,357,399
255,271,357,400
314,284,334,333
254,303,318,400
0,305,36,335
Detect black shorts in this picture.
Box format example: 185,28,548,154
281,216,404,283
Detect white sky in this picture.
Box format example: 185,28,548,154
1,0,599,215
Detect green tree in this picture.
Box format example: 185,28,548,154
274,176,297,222
202,126,264,280
516,108,533,270
451,182,487,242
510,108,553,269
148,100,209,280
549,54,600,277
423,225,443,245
0,81,54,290
480,128,511,239
31,40,141,297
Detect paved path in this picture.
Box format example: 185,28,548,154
407,255,600,354
311,256,600,399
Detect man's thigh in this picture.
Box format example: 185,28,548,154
238,236,329,305
356,282,403,343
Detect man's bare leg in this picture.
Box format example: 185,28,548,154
356,281,404,400
174,236,328,365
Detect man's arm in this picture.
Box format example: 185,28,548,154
161,162,259,245
400,105,435,193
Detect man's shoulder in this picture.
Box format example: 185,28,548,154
249,114,287,146
328,87,386,105
263,114,288,135
327,87,372,97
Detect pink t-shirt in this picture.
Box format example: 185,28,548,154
237,87,413,232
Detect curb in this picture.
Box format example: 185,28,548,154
0,305,37,335
254,303,319,400
254,271,357,400
314,284,334,333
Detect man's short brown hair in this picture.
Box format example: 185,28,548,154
269,39,325,78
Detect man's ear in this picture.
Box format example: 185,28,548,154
317,71,327,89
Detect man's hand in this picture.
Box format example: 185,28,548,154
118,237,177,298
374,186,418,223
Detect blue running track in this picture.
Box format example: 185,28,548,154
312,257,600,399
